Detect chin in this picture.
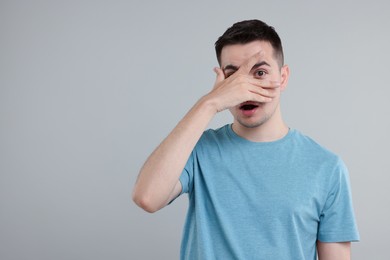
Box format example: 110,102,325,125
237,117,269,129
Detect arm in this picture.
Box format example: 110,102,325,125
132,97,217,213
317,241,351,260
132,52,276,213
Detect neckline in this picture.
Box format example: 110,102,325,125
225,124,294,146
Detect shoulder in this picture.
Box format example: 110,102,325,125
290,130,350,191
198,124,231,144
291,129,340,160
190,124,233,156
290,129,347,174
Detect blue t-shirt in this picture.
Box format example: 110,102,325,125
177,124,359,260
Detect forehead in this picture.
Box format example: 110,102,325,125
220,40,275,67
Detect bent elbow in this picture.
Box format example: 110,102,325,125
132,190,161,213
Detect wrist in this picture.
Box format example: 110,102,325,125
197,94,220,115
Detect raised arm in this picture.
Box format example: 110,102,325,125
132,52,277,212
132,97,216,213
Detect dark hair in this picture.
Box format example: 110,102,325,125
215,19,284,68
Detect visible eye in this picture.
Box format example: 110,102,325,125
254,70,266,78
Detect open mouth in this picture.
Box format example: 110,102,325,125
239,103,259,111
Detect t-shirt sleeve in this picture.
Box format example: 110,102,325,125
179,150,195,195
317,159,360,242
167,151,195,205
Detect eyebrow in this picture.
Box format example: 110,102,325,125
223,61,271,72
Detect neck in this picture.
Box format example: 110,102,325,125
232,108,289,142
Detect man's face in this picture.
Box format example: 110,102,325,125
220,40,289,129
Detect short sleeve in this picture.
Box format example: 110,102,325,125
179,150,195,195
167,151,195,205
318,159,360,242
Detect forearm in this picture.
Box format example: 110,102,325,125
132,96,217,212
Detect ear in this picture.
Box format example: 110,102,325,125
279,65,290,92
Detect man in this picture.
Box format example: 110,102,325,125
133,20,359,259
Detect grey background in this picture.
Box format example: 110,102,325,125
1,0,389,259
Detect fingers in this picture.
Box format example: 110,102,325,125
248,92,273,103
209,54,281,110
248,78,281,89
266,80,281,89
246,79,281,101
238,51,265,74
247,84,276,99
